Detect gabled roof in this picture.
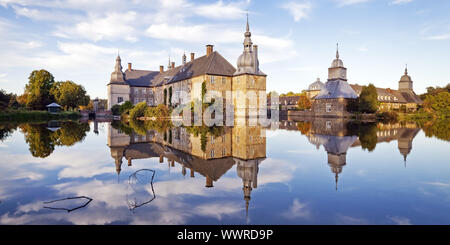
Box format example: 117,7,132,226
350,84,423,104
315,79,358,99
46,103,61,107
121,51,237,88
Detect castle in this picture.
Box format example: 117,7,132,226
107,17,266,119
303,45,423,117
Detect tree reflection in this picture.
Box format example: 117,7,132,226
20,121,90,158
126,169,156,212
347,122,378,152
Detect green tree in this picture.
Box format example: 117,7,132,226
25,70,55,110
168,86,172,107
297,94,311,110
358,84,378,113
50,80,90,110
201,81,207,103
129,101,148,119
119,101,134,115
164,88,167,106
0,89,11,110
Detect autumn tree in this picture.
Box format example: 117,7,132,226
297,94,312,110
25,70,55,110
50,80,90,110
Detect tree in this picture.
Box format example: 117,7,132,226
297,94,311,110
163,88,167,106
0,89,11,110
50,80,90,110
358,84,378,113
119,101,134,115
168,86,172,106
25,69,55,110
201,81,207,103
129,101,147,119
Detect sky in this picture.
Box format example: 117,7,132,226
0,0,449,99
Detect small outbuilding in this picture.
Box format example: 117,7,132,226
46,103,62,113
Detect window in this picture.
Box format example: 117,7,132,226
222,135,226,143
211,136,214,144
135,89,138,95
134,98,138,104
326,103,332,112
222,148,226,156
210,75,215,84
326,121,331,130
251,77,255,85
222,77,226,84
210,150,214,158
117,97,123,103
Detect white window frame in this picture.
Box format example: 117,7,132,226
326,103,332,112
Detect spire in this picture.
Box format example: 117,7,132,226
168,57,171,70
405,64,408,75
246,12,249,32
335,172,339,191
336,43,339,59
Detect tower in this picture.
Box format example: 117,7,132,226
399,65,413,91
233,14,267,120
328,43,347,81
107,54,130,109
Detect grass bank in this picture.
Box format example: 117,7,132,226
0,110,81,123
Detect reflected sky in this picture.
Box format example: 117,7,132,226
0,119,449,225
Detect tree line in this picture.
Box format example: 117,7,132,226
0,69,90,111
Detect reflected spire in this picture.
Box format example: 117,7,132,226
335,172,339,191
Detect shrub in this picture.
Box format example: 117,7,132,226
119,101,134,115
111,104,121,115
129,102,147,119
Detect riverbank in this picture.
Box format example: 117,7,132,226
0,110,81,123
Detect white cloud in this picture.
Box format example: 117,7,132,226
389,216,412,225
193,0,247,20
281,199,312,219
390,0,413,5
54,11,139,42
281,1,312,22
334,0,371,6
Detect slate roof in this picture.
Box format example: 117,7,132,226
350,84,423,104
315,135,358,154
121,51,236,88
315,79,358,99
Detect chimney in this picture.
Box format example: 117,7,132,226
206,45,213,57
205,176,213,188
190,53,195,62
128,63,132,71
171,62,175,69
160,65,164,73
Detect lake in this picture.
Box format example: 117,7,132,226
0,118,449,225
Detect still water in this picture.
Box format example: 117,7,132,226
0,118,449,225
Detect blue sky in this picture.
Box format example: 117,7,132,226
0,0,449,99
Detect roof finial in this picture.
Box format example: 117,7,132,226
246,12,249,32
336,43,340,59
405,64,408,75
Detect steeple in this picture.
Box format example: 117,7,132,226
336,43,339,59
399,64,413,91
110,54,125,83
234,13,263,76
405,64,408,75
328,43,347,81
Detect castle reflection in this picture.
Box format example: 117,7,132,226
278,117,420,190
107,121,266,216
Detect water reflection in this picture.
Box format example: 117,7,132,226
280,118,421,189
108,121,267,217
0,117,449,224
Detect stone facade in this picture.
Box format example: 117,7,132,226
107,18,267,121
